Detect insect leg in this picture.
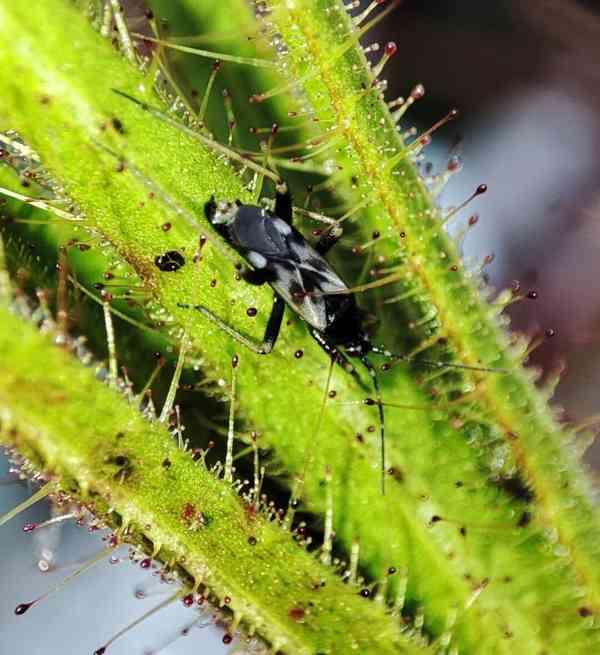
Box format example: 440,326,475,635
261,295,286,353
370,345,508,374
310,328,350,368
241,268,275,286
274,182,293,224
361,355,386,495
309,328,367,391
177,293,285,355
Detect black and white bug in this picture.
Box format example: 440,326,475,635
111,90,504,494
203,187,371,366
177,185,386,492
178,186,506,493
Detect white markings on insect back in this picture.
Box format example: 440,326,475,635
271,230,348,331
247,251,268,269
301,258,347,294
272,217,292,236
229,203,349,330
269,260,349,333
270,262,328,332
284,232,348,293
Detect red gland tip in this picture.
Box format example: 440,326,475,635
410,84,425,100
384,41,398,57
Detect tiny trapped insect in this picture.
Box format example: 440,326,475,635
177,185,394,489
113,90,504,494
178,186,503,493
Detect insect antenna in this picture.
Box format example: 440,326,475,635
360,355,386,495
370,345,509,374
303,359,335,483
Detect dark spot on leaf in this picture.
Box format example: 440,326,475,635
387,467,403,482
497,473,535,503
111,117,125,134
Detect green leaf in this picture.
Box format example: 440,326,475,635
0,1,599,653
0,302,424,655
